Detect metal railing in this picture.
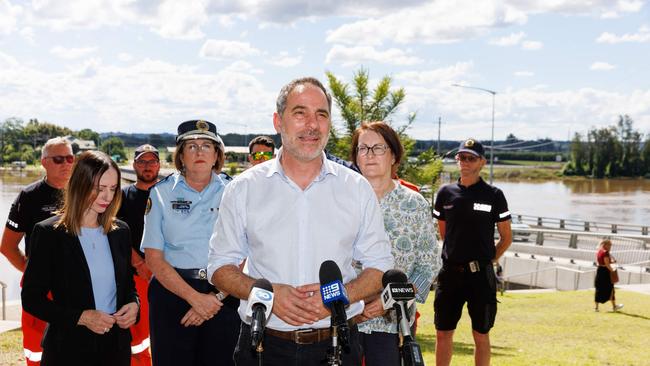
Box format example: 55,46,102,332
501,265,596,291
1,280,6,320
514,213,649,236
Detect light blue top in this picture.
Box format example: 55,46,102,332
207,148,394,331
79,227,117,314
141,171,228,269
357,183,442,334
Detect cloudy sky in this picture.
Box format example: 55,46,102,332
1,0,649,142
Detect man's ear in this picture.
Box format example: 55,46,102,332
273,112,282,133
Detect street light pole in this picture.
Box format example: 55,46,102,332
451,84,497,184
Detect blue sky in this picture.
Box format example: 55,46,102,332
1,0,649,142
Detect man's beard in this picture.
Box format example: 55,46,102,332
137,172,158,183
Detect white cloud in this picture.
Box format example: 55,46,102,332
267,52,302,67
200,40,261,60
325,45,422,66
118,53,133,62
514,71,534,77
50,46,97,59
521,40,543,50
0,0,22,34
0,57,277,134
394,62,474,86
590,62,616,71
489,32,526,46
596,26,650,43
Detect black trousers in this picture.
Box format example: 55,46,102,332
359,331,400,366
234,322,362,366
41,327,130,366
148,277,241,366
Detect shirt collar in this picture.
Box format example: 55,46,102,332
171,171,221,192
266,147,338,181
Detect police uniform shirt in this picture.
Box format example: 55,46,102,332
5,178,63,256
141,171,228,269
117,184,150,258
433,177,510,263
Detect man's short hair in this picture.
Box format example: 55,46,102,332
41,137,72,158
276,77,332,116
248,136,276,154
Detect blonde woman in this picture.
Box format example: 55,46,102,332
22,151,139,366
594,239,623,312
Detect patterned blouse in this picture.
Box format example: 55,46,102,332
357,182,442,334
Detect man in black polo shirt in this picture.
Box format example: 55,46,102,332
116,143,160,366
432,138,512,366
1,137,73,366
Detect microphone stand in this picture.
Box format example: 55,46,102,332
395,302,424,366
325,325,342,366
256,341,264,366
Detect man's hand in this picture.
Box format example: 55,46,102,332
188,292,222,320
134,261,152,281
114,302,139,329
271,283,320,326
296,283,331,321
361,297,386,320
180,308,206,327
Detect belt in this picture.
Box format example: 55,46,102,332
266,328,332,344
175,268,208,280
445,260,491,273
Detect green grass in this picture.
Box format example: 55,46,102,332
416,289,650,365
2,290,647,365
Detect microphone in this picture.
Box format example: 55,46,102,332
244,278,274,351
381,269,424,366
319,260,350,349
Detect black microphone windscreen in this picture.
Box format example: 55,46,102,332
319,260,343,285
382,269,408,287
252,278,273,293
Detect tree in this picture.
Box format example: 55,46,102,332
588,127,620,178
615,115,643,176
75,128,101,147
100,136,127,161
642,137,650,176
23,119,73,151
325,68,436,185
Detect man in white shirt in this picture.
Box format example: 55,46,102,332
208,77,393,365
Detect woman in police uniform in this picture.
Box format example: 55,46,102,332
142,120,240,366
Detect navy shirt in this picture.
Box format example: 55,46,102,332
433,178,510,263
117,184,150,258
5,178,63,256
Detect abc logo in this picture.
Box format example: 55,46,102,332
255,290,272,302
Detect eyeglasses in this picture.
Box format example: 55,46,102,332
357,144,389,156
250,151,274,161
185,143,214,153
135,159,160,167
455,154,479,163
47,155,75,164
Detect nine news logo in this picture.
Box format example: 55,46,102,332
321,282,342,302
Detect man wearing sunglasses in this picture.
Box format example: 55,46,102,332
432,138,512,366
247,135,276,167
116,144,160,366
1,136,74,366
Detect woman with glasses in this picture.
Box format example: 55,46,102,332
141,120,240,366
21,150,139,366
351,121,441,366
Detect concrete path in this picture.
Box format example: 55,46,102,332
0,302,21,333
617,283,650,295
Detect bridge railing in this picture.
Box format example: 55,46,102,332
1,280,6,320
514,213,649,236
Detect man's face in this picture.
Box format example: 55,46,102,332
456,153,486,178
248,144,275,166
133,152,160,184
273,83,330,162
41,144,74,183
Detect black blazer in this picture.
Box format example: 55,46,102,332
21,216,139,353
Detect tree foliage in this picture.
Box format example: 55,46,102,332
325,67,437,186
564,115,649,178
100,136,127,161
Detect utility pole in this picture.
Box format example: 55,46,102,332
437,116,441,155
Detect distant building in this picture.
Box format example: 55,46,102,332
64,136,97,154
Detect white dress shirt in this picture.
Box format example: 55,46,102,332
207,148,394,331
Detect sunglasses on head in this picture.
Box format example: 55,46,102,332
48,155,75,164
455,154,479,163
251,151,273,161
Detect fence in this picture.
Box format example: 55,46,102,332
515,213,649,236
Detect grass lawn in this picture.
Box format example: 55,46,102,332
416,289,650,365
1,290,648,365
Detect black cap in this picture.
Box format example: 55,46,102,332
457,138,485,157
134,144,159,160
176,120,223,145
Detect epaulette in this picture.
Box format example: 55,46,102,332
219,172,234,182
151,172,175,188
